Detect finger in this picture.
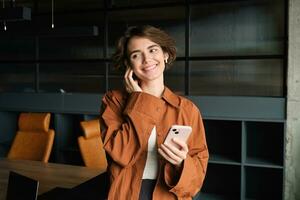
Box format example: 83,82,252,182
158,148,178,165
125,85,131,93
127,70,142,92
124,69,130,85
160,144,182,163
124,67,130,79
172,138,189,152
128,70,134,81
162,143,186,161
128,70,137,87
124,69,134,92
164,142,187,160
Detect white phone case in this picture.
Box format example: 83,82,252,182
164,125,192,148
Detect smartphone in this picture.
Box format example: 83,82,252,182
164,125,192,149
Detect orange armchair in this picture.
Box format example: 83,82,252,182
78,119,107,170
7,113,55,163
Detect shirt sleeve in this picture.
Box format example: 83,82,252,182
101,91,165,167
164,104,209,198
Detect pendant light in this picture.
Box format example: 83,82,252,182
2,0,6,30
51,0,54,28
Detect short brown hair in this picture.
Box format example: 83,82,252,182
112,25,177,70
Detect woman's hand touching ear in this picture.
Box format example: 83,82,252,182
124,67,142,93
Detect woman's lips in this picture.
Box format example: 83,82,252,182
143,64,157,71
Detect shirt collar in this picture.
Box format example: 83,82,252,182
161,87,180,108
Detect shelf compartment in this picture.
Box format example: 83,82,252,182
39,62,106,93
0,140,12,157
244,158,283,169
200,163,240,200
190,59,284,97
164,61,185,95
245,121,284,166
83,114,99,121
245,166,283,200
204,119,241,163
0,112,19,156
107,6,186,57
58,148,84,166
53,114,86,164
199,193,237,200
54,114,85,148
190,0,284,57
209,154,241,166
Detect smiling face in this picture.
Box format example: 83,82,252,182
127,36,168,83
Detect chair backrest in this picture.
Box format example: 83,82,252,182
78,119,107,170
6,171,39,200
7,113,55,163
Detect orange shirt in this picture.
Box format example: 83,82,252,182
100,87,209,200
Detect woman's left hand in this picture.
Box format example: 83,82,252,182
124,67,142,93
158,138,189,167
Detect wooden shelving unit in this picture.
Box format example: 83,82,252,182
0,0,286,199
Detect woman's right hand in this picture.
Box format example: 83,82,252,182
124,68,142,93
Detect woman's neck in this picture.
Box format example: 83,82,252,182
140,78,165,98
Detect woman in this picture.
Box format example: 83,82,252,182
100,25,209,200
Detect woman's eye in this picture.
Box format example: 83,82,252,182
150,48,158,53
131,54,139,60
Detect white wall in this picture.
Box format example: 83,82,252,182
285,0,300,199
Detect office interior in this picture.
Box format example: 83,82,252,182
0,0,299,199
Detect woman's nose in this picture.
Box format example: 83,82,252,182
142,52,152,63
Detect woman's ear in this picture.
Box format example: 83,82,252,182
164,53,169,64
